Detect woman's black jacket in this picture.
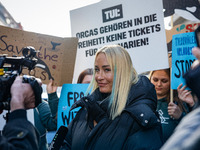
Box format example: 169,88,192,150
61,76,163,150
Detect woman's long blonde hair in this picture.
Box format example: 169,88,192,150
87,45,138,120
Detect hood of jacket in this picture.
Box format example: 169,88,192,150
88,75,160,128
125,75,159,128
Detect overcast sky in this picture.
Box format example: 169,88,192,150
1,0,100,37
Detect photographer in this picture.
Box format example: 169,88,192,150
0,76,40,150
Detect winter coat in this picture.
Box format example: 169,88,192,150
61,76,163,150
0,109,39,150
161,106,200,150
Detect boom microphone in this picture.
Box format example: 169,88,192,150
48,126,68,150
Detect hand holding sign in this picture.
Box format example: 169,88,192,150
47,79,58,94
177,83,194,107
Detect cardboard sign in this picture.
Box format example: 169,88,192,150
171,32,197,89
0,25,78,86
166,22,200,52
57,84,89,129
70,0,169,83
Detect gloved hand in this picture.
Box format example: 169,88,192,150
70,96,106,123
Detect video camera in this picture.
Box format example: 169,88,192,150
0,46,42,111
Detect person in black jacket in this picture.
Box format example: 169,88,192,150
61,45,163,150
0,76,40,150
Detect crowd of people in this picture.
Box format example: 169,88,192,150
0,45,200,150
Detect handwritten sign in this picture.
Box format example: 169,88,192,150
57,84,89,129
0,25,78,86
171,32,197,89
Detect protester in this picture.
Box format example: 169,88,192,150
77,68,93,84
61,45,163,150
161,47,200,150
34,79,58,150
149,68,188,143
0,76,39,150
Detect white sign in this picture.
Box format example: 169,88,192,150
70,0,169,82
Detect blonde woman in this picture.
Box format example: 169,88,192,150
61,45,163,150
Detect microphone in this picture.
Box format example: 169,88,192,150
48,126,68,150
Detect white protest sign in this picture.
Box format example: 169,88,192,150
70,0,169,82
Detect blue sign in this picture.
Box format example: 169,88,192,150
171,32,197,89
57,84,89,129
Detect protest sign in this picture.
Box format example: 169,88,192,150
0,25,78,86
171,32,197,89
70,0,169,83
166,22,200,52
57,84,89,129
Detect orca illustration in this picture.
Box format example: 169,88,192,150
35,57,54,80
51,41,61,50
34,41,62,80
163,0,200,21
33,41,63,80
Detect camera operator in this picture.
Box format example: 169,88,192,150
0,76,40,150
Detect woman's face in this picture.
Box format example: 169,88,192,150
150,70,170,99
95,53,113,93
82,75,93,84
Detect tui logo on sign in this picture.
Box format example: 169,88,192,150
102,4,123,23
